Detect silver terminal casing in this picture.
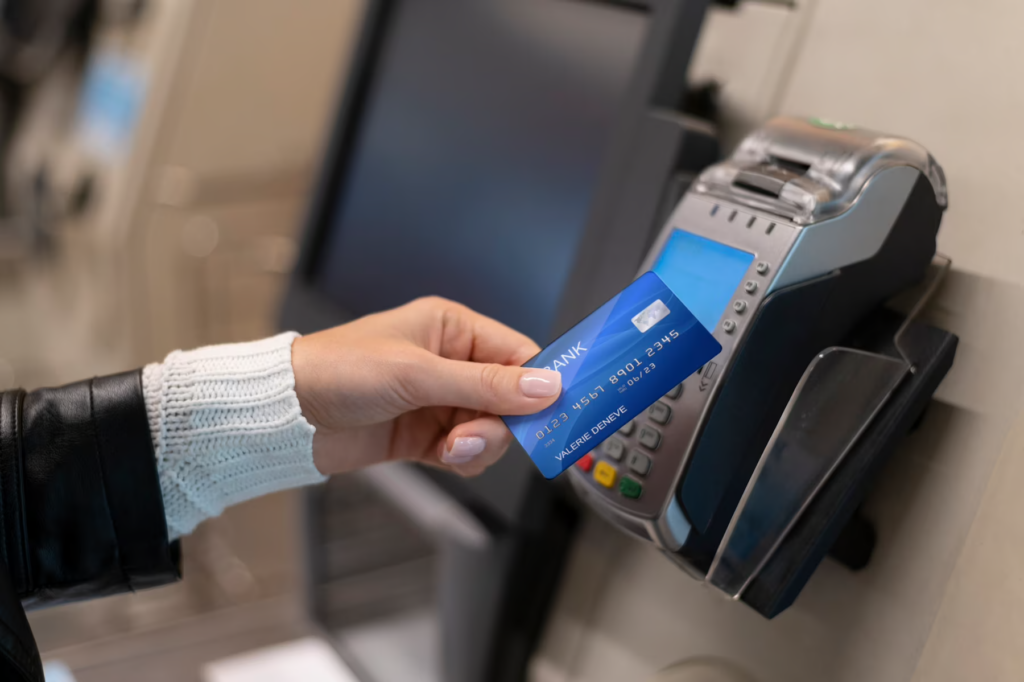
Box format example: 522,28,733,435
695,117,947,224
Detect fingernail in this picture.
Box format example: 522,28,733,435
520,369,561,398
442,436,487,464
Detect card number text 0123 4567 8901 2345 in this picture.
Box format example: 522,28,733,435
533,327,681,441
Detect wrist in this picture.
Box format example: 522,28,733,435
291,334,340,475
292,335,335,432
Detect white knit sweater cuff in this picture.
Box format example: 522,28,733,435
143,332,326,540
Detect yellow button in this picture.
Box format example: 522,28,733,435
594,461,617,488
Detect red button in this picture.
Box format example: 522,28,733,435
576,453,594,472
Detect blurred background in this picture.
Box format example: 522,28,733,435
4,1,1024,682
9,1,370,679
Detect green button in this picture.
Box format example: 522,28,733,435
619,477,642,499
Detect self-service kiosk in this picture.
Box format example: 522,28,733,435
569,117,958,617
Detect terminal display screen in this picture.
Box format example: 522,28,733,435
652,230,755,332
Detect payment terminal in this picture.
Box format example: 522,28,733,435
568,117,957,616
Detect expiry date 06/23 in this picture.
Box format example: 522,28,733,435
533,328,681,441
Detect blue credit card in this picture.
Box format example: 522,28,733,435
503,271,722,479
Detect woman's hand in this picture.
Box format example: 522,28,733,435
291,297,561,477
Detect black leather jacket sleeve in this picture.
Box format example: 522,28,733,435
0,370,181,681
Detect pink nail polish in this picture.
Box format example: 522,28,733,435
442,436,486,464
520,369,561,398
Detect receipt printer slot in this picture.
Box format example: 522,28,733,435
732,164,803,197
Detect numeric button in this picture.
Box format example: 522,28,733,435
638,426,661,451
603,438,626,461
618,420,636,436
648,401,671,425
665,384,682,400
627,450,651,476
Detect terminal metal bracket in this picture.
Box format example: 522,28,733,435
705,254,950,599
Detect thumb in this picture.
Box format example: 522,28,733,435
407,355,562,415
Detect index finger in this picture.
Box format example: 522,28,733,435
466,310,540,366
428,298,541,366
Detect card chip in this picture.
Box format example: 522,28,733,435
632,299,670,333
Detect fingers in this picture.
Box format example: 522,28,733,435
403,353,562,415
460,307,540,365
385,297,560,416
437,416,514,477
407,296,540,366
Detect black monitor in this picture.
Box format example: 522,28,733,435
282,1,713,680
310,0,646,342
285,0,713,345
